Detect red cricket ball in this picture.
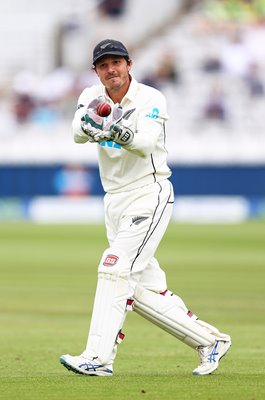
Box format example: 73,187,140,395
96,102,112,117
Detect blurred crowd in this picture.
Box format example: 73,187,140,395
197,0,265,120
9,67,98,125
1,0,265,137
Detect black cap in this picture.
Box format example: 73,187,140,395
93,39,129,65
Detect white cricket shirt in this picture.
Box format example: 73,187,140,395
72,76,172,193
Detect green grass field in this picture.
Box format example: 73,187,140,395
0,221,265,400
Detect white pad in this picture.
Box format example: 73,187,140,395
85,247,132,365
133,286,216,349
196,319,231,341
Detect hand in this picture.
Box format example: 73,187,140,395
94,105,135,145
80,98,105,142
103,124,134,145
81,98,105,130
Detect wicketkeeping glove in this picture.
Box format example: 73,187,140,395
94,104,135,145
80,98,105,142
103,123,134,145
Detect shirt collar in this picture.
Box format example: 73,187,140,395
123,76,138,102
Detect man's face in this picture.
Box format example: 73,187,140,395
95,56,131,93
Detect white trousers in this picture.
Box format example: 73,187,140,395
85,179,225,364
104,179,174,294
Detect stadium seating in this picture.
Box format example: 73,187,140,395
0,0,264,165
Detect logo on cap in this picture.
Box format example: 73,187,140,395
100,42,112,49
93,39,129,65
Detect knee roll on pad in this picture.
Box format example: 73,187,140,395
133,286,216,349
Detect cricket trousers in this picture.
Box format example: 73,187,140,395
85,179,190,365
85,179,228,365
104,179,174,294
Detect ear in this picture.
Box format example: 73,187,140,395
127,59,133,71
92,66,98,75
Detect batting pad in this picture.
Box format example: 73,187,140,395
85,248,131,365
134,286,216,349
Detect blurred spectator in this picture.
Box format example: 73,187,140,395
10,67,80,125
201,56,223,73
203,81,227,121
31,100,59,125
244,62,264,97
11,70,38,123
97,0,127,18
33,67,77,124
12,94,36,124
93,0,129,43
9,65,101,126
37,67,76,104
12,70,38,96
220,27,250,77
245,19,265,67
53,165,93,197
142,54,180,90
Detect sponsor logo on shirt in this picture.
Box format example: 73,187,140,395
146,107,159,119
99,141,121,149
103,254,119,266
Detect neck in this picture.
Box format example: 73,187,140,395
107,90,125,104
106,75,131,104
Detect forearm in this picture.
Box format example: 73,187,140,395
123,120,161,158
123,132,157,158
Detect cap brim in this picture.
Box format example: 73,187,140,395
93,51,128,65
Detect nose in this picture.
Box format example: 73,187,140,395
106,63,116,74
104,63,115,74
